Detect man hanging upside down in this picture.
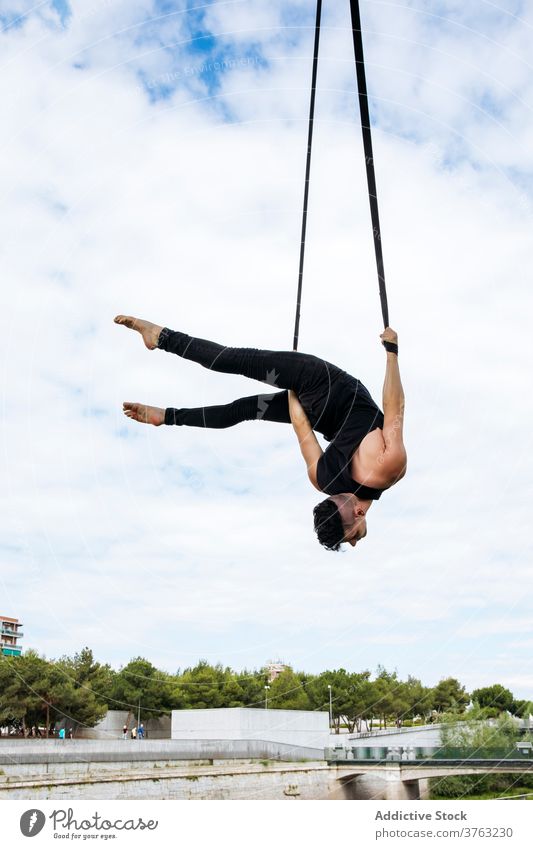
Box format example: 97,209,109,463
114,316,406,551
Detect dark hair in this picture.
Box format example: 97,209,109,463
313,498,345,551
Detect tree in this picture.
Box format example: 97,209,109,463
471,684,515,717
232,668,267,708
0,651,79,736
109,657,174,726
54,648,112,731
402,676,434,725
432,704,521,797
305,669,375,733
440,703,519,756
369,668,401,729
0,655,29,733
176,661,238,710
171,663,268,711
341,672,374,733
267,669,310,711
431,678,469,715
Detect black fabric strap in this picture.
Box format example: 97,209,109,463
349,0,390,329
293,0,322,352
382,340,398,355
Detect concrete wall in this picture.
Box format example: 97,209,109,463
0,755,430,801
0,738,325,765
56,710,171,740
171,708,330,749
0,762,344,801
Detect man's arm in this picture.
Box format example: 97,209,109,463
379,328,407,480
288,391,323,490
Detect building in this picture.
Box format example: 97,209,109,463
0,616,23,657
171,707,330,750
266,660,287,682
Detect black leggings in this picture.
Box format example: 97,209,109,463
158,327,344,433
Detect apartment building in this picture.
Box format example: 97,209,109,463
0,616,23,657
266,660,287,682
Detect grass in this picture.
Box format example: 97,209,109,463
432,787,533,801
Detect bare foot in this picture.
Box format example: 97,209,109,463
114,315,163,350
123,402,165,426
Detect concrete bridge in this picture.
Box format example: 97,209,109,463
1,740,532,800
330,757,533,800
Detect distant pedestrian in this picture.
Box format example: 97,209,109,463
122,724,128,740
138,723,144,740
68,728,74,739
131,726,137,739
58,728,65,740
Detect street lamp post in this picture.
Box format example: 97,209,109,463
264,685,270,709
327,684,333,730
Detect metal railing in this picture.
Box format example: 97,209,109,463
326,745,533,763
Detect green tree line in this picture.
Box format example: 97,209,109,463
0,649,530,738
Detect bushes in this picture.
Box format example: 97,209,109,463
431,774,531,799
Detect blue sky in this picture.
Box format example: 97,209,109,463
1,0,533,705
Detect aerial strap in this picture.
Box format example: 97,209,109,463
293,0,322,351
349,0,389,328
293,0,389,348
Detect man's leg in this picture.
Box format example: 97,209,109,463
123,391,290,428
165,390,290,427
115,317,344,432
157,327,342,397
